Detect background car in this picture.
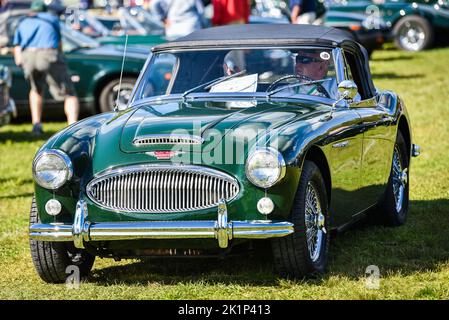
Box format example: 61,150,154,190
64,8,166,47
0,14,149,117
250,0,390,56
328,0,449,51
0,64,16,127
324,9,390,56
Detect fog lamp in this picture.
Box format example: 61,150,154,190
45,199,62,216
257,197,274,215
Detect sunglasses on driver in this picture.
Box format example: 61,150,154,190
295,55,323,64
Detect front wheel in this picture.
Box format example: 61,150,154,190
98,77,137,113
271,160,330,278
393,15,434,51
29,197,95,283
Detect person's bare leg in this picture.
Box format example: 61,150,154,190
29,89,43,125
64,96,79,125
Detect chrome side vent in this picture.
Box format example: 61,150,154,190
133,134,204,146
86,165,239,213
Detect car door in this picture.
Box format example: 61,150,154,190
353,99,395,209
343,51,395,211
327,109,367,226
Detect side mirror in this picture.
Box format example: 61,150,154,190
320,80,358,121
338,80,358,101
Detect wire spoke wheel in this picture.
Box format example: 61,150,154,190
392,146,408,213
305,182,325,262
271,161,329,278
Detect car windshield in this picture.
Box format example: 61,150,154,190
60,24,100,50
126,7,165,35
64,10,111,37
133,47,338,103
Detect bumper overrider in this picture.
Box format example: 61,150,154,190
29,199,294,249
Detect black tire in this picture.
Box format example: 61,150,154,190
29,197,95,283
98,77,137,113
271,161,330,278
393,15,434,51
377,131,410,226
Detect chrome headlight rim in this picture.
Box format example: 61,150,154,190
245,147,286,189
32,149,73,190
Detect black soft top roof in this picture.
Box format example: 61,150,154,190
152,24,376,98
153,25,358,52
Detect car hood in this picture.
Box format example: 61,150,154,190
75,44,150,60
86,98,332,174
325,11,366,24
98,34,166,46
118,99,329,154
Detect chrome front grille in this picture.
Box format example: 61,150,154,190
86,165,239,213
133,134,203,146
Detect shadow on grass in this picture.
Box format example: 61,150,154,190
371,73,424,80
0,129,58,143
87,199,449,286
372,55,415,62
0,177,33,184
0,191,34,200
89,254,284,287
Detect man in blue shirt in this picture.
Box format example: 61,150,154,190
289,0,317,24
13,0,79,135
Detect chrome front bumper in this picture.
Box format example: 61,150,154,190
29,200,294,249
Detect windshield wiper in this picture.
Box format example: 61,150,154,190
266,78,332,99
181,69,246,100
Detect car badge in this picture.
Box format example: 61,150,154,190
320,52,330,60
146,150,183,160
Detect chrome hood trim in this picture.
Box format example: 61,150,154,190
133,134,204,146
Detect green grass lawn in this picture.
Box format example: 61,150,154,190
0,47,448,299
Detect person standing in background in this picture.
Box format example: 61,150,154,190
289,0,317,24
13,0,79,135
151,0,205,40
211,0,250,26
0,0,9,47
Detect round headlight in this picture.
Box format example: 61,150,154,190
245,148,286,188
33,150,73,190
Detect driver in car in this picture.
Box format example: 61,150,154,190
294,50,338,99
223,50,246,76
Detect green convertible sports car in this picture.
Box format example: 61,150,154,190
0,15,149,117
63,7,167,47
329,0,449,51
29,25,420,281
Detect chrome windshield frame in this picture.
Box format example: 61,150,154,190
129,92,341,110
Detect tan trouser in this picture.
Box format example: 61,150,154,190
295,12,317,25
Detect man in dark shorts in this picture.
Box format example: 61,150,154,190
289,0,318,24
13,0,79,135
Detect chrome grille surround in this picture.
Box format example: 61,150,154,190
133,134,204,146
86,165,239,213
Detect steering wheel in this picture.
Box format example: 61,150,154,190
266,74,331,99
